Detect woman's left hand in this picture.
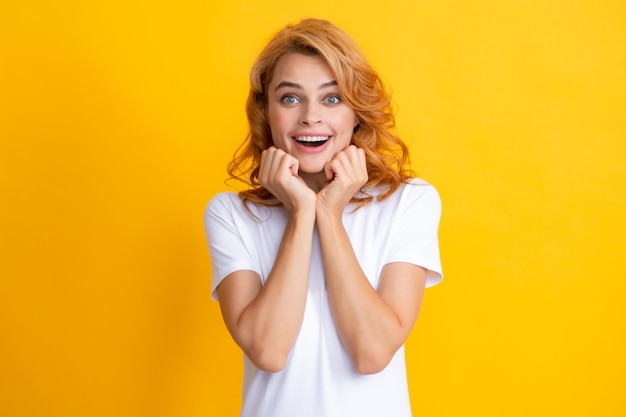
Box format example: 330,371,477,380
316,145,368,217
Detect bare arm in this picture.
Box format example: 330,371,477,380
216,147,316,372
316,145,426,374
217,210,314,372
316,212,426,374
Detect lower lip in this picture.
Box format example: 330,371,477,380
292,137,332,154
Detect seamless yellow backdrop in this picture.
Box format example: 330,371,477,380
1,1,625,416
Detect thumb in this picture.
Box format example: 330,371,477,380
324,162,335,182
289,157,300,177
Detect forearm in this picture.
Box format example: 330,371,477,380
230,210,315,371
316,212,409,374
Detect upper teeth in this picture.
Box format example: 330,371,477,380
296,136,329,142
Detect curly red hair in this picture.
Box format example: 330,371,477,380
228,18,413,207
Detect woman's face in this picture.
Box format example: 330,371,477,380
266,53,358,176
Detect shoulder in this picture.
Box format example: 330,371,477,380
384,178,441,209
205,192,281,224
380,178,442,223
351,179,440,219
204,192,258,226
205,192,242,216
400,178,440,201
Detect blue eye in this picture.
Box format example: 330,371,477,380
324,95,341,105
281,95,299,104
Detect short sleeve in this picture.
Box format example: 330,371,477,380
386,182,443,288
204,193,260,301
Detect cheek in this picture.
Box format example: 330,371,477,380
332,109,357,132
268,108,289,133
267,111,290,148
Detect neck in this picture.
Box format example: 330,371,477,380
300,171,328,193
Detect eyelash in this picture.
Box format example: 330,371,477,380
280,94,342,105
281,95,299,105
324,95,341,104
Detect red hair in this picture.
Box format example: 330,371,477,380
228,18,413,207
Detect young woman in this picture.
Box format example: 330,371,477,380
205,18,443,417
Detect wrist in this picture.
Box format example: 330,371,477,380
315,203,343,227
291,205,317,223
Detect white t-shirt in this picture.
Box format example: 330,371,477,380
204,178,443,417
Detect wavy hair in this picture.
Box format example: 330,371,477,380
228,18,413,207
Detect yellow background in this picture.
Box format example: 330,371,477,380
2,1,625,416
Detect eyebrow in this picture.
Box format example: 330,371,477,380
274,80,338,92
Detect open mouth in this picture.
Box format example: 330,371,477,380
294,135,330,148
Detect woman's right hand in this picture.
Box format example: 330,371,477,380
259,147,316,214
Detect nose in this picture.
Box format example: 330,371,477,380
298,102,322,125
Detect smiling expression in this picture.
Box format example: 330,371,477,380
267,53,358,177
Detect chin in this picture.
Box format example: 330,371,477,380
298,162,328,176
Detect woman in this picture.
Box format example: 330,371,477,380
205,18,442,417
